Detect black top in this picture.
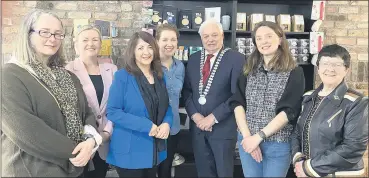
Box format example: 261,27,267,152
89,75,104,105
229,67,305,124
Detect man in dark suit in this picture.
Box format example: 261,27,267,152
183,19,245,177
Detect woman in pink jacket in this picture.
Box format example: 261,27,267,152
66,25,117,178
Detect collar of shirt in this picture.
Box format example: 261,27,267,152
205,49,221,68
161,57,179,72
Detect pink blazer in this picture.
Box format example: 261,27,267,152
65,58,117,160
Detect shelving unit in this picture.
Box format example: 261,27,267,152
152,0,314,177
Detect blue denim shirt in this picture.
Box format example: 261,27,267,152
162,58,185,135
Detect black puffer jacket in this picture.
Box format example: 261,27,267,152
290,81,368,177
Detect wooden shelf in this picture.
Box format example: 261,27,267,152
236,31,310,36
178,28,232,33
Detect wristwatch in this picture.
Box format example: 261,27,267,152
83,134,97,147
258,131,267,140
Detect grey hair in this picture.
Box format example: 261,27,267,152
13,9,65,67
198,18,223,36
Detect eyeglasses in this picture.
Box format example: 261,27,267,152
30,29,65,40
319,62,345,68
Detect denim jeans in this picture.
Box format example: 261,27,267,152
238,133,291,177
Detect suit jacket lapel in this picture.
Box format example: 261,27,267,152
99,64,110,111
73,58,100,114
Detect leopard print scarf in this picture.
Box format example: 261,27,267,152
29,60,83,143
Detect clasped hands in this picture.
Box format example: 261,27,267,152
149,123,170,139
69,138,96,167
240,134,263,163
294,161,307,177
192,113,216,131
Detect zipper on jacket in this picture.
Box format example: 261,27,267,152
301,97,325,157
327,109,342,127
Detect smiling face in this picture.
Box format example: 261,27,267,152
157,30,178,59
255,26,281,57
200,23,224,54
318,56,348,87
75,29,101,58
135,38,154,68
30,14,64,58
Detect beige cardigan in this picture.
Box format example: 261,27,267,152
2,63,98,177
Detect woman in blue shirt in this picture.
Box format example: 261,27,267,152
155,24,185,178
106,31,173,178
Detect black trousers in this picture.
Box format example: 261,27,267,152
192,132,237,178
157,133,180,178
82,152,109,178
116,167,157,178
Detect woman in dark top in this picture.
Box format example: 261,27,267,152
229,21,305,177
291,44,368,177
66,25,117,178
106,31,173,178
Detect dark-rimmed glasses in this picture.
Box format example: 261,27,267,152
30,29,65,40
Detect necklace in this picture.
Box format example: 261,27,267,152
198,48,230,105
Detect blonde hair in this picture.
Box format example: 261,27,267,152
13,9,66,67
73,25,102,42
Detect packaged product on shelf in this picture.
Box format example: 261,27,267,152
249,13,264,31
245,38,254,46
174,49,179,59
265,15,276,23
179,10,192,29
299,39,309,47
287,38,298,47
297,54,309,63
192,7,205,29
163,6,178,25
238,46,246,54
277,14,291,32
178,46,184,60
290,47,298,55
292,54,298,61
183,46,189,61
245,46,254,54
292,15,305,32
236,38,246,47
189,46,202,55
152,4,163,25
298,47,309,54
236,13,247,31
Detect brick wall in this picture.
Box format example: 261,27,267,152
321,1,368,177
1,1,153,64
319,1,368,96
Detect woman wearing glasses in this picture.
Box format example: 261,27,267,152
2,10,101,177
66,25,117,178
291,44,368,177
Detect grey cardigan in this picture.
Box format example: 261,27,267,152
2,63,97,177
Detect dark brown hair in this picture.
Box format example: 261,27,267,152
244,21,296,75
155,23,179,40
120,31,163,78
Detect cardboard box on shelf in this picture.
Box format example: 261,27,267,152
236,13,247,31
249,13,264,31
277,14,291,32
265,15,276,23
292,15,305,32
